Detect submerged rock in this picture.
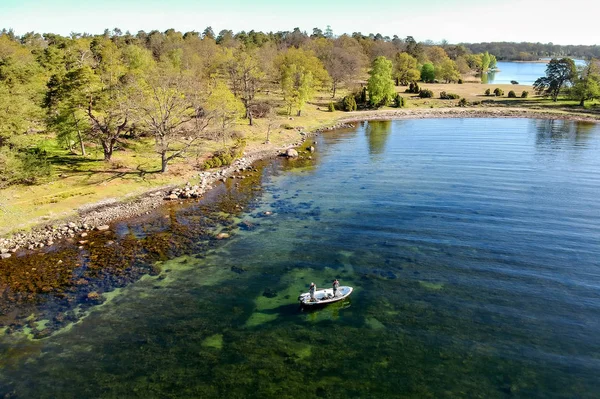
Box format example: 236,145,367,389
231,265,246,274
262,288,278,298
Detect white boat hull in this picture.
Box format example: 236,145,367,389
298,286,353,306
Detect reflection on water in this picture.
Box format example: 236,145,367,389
1,118,600,398
365,120,392,156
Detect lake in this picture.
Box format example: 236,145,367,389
484,59,587,85
1,118,600,398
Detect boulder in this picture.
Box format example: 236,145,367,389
96,225,110,231
0,253,11,259
216,233,230,240
285,148,299,158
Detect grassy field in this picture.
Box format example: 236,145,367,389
1,82,598,236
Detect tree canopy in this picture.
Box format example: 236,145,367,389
533,58,577,102
367,56,395,107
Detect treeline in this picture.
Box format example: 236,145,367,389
462,42,600,61
0,26,496,186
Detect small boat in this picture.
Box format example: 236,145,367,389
298,286,353,306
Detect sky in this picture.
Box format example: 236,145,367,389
0,0,597,45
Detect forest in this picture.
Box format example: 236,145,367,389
0,26,595,189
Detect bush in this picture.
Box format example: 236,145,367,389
493,88,504,97
458,98,468,107
280,123,294,130
458,78,463,84
394,93,406,108
360,87,367,104
406,82,420,94
0,147,51,187
510,80,519,85
202,139,247,170
440,91,460,100
342,94,357,112
342,95,357,111
485,88,491,96
419,89,434,98
328,102,336,112
521,91,529,98
507,90,517,98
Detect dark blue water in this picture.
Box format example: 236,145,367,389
486,60,586,84
1,118,600,398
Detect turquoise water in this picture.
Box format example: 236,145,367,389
1,118,600,398
485,60,586,85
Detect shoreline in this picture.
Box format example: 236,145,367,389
1,107,599,257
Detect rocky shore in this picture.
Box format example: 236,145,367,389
0,126,347,259
337,107,600,123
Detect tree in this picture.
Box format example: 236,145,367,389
420,63,435,83
367,56,395,107
222,49,264,125
570,75,600,106
205,81,244,145
533,58,577,102
393,52,420,86
275,47,329,116
435,59,461,83
135,69,203,172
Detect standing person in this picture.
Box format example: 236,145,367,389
332,279,340,297
309,282,316,301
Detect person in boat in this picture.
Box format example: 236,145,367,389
309,282,316,301
332,279,340,297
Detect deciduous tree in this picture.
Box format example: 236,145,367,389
393,52,420,86
367,56,395,107
533,58,577,102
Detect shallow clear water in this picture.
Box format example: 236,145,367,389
1,118,600,398
485,60,586,85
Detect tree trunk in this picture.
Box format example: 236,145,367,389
77,129,86,156
249,111,253,126
580,99,585,106
161,153,168,173
102,139,113,161
332,82,337,98
296,109,301,117
395,77,399,86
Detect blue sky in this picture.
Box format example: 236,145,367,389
0,0,596,45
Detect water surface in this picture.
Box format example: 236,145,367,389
1,118,600,398
485,59,586,84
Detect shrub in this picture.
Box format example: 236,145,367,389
510,80,519,85
328,102,336,112
406,82,420,94
508,90,517,98
280,123,294,130
440,91,460,100
458,98,468,107
485,88,491,96
342,95,357,111
493,88,504,96
394,93,406,108
458,78,463,84
521,91,529,98
419,89,434,98
202,139,247,169
360,87,367,104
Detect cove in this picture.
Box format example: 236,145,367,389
1,118,600,398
